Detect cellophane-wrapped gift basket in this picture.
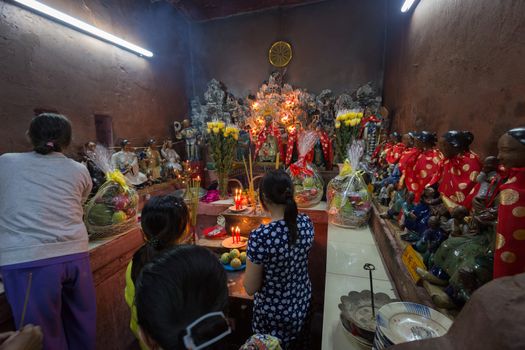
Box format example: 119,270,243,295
84,146,139,239
287,131,324,208
327,141,372,228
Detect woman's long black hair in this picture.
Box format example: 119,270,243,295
29,113,72,154
131,195,189,283
135,245,229,350
259,169,299,245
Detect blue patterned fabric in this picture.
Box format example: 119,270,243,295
247,214,314,347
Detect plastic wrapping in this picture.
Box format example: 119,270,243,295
327,141,372,227
287,131,324,208
84,146,139,239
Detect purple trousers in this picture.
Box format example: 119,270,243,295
0,253,96,350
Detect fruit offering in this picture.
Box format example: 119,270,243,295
327,143,371,228
287,131,324,208
220,248,246,270
290,169,324,208
84,170,138,237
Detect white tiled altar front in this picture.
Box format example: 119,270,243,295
322,225,396,350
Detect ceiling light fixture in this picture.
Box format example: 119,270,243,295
13,0,154,57
401,0,416,13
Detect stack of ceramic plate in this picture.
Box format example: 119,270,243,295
339,290,399,348
373,302,453,349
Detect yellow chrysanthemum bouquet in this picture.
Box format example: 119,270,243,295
334,109,364,162
207,121,240,197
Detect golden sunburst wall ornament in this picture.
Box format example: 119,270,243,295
269,41,292,67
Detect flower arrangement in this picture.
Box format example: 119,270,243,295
334,109,364,163
207,120,239,197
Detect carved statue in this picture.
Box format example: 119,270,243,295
161,140,182,178
111,140,148,187
140,139,162,183
177,119,200,161
82,141,105,194
255,115,280,162
493,127,525,279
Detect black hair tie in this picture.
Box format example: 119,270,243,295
148,237,160,249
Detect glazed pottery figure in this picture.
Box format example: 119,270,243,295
428,130,482,208
141,139,162,183
493,127,525,279
161,140,182,178
401,131,443,203
111,140,148,186
178,119,200,161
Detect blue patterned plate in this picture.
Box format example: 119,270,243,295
223,263,246,271
376,302,452,345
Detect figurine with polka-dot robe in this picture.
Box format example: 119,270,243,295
401,131,443,203
493,127,525,279
428,131,482,208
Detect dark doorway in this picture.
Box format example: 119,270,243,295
94,115,113,147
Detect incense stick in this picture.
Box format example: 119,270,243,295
19,272,33,329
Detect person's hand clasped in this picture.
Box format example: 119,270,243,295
0,325,43,350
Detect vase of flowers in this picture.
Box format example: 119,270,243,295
334,109,364,163
207,121,239,199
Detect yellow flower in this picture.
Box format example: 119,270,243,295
207,128,211,134
344,120,352,126
212,127,220,134
233,134,239,140
335,121,341,128
207,122,212,129
349,119,357,127
217,121,225,129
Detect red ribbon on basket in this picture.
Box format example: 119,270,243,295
289,158,314,177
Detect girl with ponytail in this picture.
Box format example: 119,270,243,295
125,195,190,350
244,170,314,349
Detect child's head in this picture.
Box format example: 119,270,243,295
482,156,498,174
131,195,189,282
423,186,436,199
428,216,440,229
136,245,230,350
406,191,415,203
259,169,298,245
28,113,72,155
452,206,469,220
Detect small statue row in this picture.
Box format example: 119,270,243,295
371,127,525,309
83,139,182,189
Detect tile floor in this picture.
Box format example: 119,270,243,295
322,224,397,350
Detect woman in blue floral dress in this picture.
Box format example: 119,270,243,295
244,170,314,349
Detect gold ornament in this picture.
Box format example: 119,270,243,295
269,41,292,67
495,233,505,250
500,189,519,206
501,251,517,264
513,229,525,240
512,206,525,217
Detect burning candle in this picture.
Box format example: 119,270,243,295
235,226,241,243
231,227,235,243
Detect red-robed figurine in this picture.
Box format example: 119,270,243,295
493,127,525,279
428,130,482,208
385,132,406,165
401,131,443,202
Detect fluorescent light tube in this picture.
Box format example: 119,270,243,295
13,0,154,57
401,0,416,13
